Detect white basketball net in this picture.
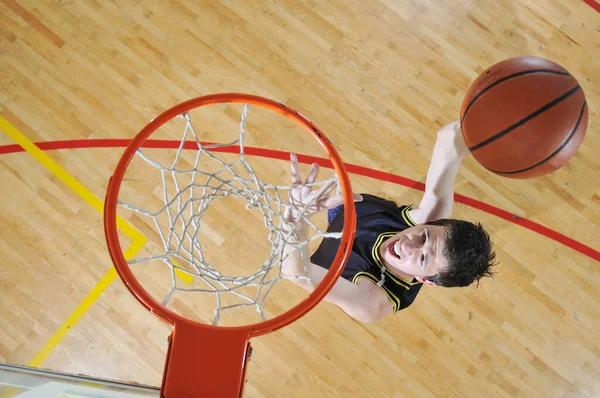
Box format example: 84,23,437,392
119,104,343,325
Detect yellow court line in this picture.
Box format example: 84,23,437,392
0,115,192,371
0,116,144,242
0,115,192,282
0,386,18,398
27,238,147,368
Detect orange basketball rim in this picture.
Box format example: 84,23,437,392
103,93,356,397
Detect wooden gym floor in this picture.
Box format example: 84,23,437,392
1,0,599,396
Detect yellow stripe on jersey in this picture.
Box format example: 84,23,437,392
352,271,378,285
371,232,417,289
400,204,418,227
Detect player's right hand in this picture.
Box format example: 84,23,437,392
283,153,362,225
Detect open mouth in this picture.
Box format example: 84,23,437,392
387,239,402,259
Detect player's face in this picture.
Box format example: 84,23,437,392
379,224,449,281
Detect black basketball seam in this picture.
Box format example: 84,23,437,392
468,85,581,152
461,70,572,124
486,100,587,175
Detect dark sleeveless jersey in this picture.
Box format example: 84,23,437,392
310,194,423,312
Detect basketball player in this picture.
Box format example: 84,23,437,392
281,121,497,322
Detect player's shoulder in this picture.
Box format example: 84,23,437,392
358,193,405,211
354,277,395,318
358,194,418,226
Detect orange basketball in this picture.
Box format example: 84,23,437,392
460,56,588,179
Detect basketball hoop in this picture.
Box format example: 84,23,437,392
103,93,356,397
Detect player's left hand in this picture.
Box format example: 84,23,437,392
284,153,362,224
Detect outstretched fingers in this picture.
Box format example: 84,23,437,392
319,193,363,209
305,163,320,184
290,153,302,185
317,178,337,197
288,153,363,214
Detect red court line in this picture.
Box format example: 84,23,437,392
1,138,598,263
583,0,600,12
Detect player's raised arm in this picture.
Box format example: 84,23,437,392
408,121,470,225
280,155,391,322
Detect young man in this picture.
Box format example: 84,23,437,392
281,121,497,323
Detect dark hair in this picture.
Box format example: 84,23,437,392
424,219,497,287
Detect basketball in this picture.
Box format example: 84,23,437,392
460,56,588,179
